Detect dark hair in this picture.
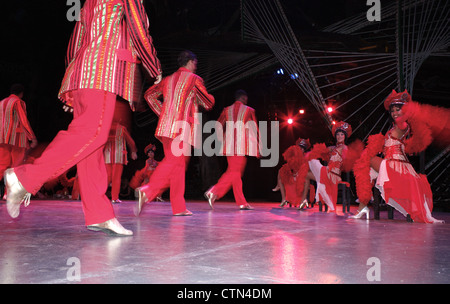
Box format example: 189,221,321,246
177,50,197,67
10,83,25,96
234,89,248,100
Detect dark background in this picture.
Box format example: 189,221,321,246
1,1,449,205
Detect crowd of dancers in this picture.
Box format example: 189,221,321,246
272,89,449,224
1,0,449,236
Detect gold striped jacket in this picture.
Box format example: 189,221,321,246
104,123,137,164
59,0,161,109
218,101,260,157
0,94,36,148
145,67,215,148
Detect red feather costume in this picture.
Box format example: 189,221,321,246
308,143,346,211
354,90,446,223
278,138,315,206
279,145,305,206
279,131,363,210
302,122,362,211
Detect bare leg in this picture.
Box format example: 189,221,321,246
273,169,287,203
300,170,315,203
279,173,286,203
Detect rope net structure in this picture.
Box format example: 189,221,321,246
242,0,449,137
241,0,334,129
241,0,449,191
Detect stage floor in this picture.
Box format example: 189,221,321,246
1,199,450,284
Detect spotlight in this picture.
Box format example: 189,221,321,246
287,118,294,124
327,107,333,113
290,73,299,80
299,109,305,114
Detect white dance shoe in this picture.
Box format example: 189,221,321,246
4,168,31,218
349,206,370,220
204,189,217,210
135,186,149,216
87,218,133,236
297,199,309,210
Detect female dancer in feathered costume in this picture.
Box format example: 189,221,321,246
274,138,310,207
351,90,446,223
129,144,158,190
299,122,361,212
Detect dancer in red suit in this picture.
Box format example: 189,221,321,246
4,0,162,236
0,84,38,180
351,90,445,223
136,50,215,216
204,90,259,210
104,122,137,203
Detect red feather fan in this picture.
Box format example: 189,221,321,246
353,134,385,205
306,143,330,162
342,140,365,172
402,100,450,149
279,145,304,185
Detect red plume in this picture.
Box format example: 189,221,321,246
402,100,450,148
342,140,365,172
353,134,385,205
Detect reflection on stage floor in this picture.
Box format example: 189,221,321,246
1,200,449,284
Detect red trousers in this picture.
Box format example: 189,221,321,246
210,156,247,205
14,89,116,225
140,137,190,214
0,144,26,178
106,163,123,201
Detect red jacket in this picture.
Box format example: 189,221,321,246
59,0,161,109
0,94,36,148
145,67,215,148
104,123,137,164
218,101,260,157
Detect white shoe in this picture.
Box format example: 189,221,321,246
4,168,31,218
204,189,216,210
135,186,149,216
174,210,193,216
279,200,289,207
239,204,254,210
349,206,370,220
87,218,133,236
297,199,309,210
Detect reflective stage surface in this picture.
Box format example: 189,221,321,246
1,200,450,284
